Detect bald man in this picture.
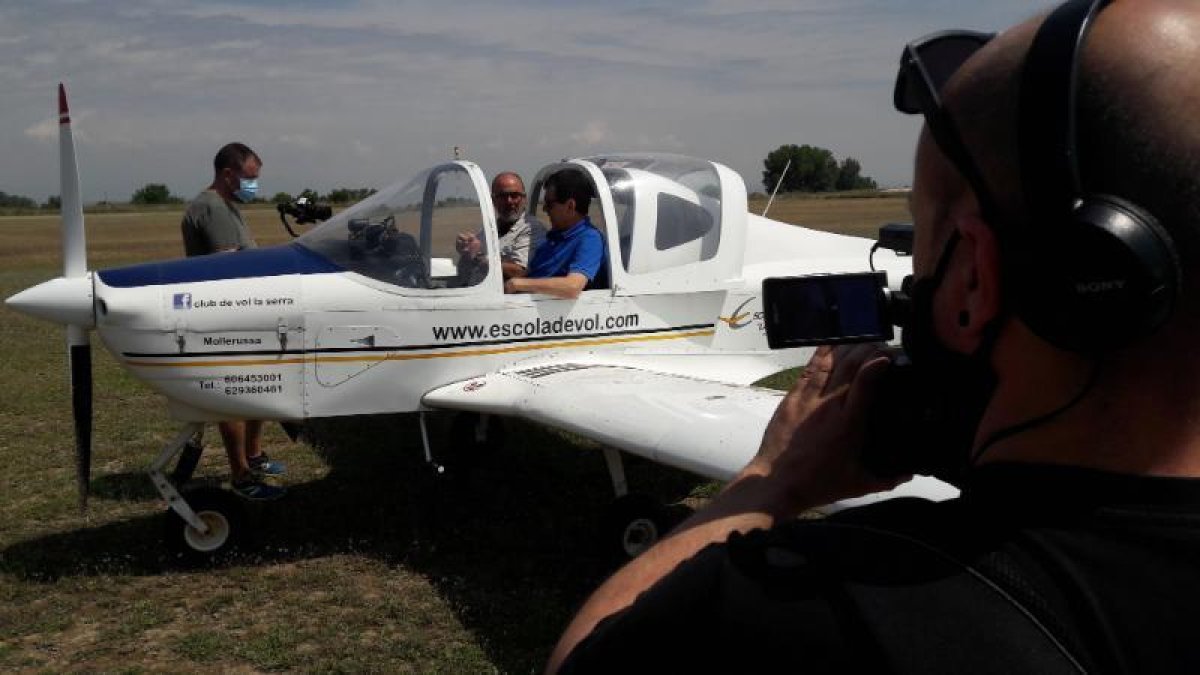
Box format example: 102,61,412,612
455,171,544,284
549,1,1200,672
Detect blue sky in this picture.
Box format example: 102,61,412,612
0,0,1046,203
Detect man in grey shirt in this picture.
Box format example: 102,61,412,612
180,142,286,501
455,171,545,284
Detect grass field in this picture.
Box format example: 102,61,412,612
0,194,910,672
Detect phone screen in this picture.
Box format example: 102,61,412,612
762,272,893,349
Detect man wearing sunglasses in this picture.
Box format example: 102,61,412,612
550,1,1200,672
506,169,607,298
455,171,544,284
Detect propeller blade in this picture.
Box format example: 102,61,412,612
59,83,93,511
59,83,87,278
69,327,92,511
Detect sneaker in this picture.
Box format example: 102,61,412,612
232,478,287,501
248,453,287,477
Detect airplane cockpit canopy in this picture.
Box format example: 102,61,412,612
297,163,487,291
577,153,725,275
297,153,746,294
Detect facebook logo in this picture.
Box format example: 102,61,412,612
173,292,192,310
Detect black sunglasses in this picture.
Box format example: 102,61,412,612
894,30,999,219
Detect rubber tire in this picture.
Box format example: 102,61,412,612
163,486,246,563
603,493,669,561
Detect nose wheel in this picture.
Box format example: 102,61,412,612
163,487,246,562
604,493,670,560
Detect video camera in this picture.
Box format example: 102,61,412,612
762,223,971,481
761,223,914,350
277,197,334,237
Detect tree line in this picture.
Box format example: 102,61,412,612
272,187,378,205
131,184,379,206
0,191,58,210
762,144,878,194
8,148,875,212
0,185,381,208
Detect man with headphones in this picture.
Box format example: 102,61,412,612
548,1,1200,672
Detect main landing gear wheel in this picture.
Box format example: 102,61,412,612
604,493,670,561
441,412,507,476
164,487,246,562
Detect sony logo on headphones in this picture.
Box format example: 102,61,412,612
1076,279,1126,294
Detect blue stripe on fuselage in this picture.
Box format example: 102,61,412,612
97,243,344,288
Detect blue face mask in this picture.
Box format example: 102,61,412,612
234,177,259,203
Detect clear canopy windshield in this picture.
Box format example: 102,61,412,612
584,153,723,200
582,153,724,273
297,164,485,289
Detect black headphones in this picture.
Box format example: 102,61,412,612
1013,0,1180,352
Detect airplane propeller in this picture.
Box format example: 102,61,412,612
58,83,93,511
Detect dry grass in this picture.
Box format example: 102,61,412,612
748,191,911,239
0,196,907,672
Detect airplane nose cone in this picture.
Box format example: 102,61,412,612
6,274,95,327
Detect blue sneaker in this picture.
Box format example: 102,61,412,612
248,453,287,477
232,478,287,501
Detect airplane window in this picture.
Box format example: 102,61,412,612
655,193,715,253
296,165,487,290
588,154,723,274
428,170,485,289
603,169,636,271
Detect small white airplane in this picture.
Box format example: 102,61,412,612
8,85,956,560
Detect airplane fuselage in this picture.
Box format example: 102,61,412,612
92,243,785,422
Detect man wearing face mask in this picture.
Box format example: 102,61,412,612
549,1,1200,672
180,142,286,501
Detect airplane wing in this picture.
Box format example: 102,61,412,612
422,363,781,481
422,362,960,507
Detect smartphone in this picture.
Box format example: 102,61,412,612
762,272,894,349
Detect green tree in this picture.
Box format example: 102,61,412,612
762,145,877,193
272,192,294,205
43,195,61,210
0,191,38,208
131,183,176,205
835,157,878,191
762,144,839,193
325,187,377,204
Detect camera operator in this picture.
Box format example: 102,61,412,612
180,142,288,501
549,1,1200,672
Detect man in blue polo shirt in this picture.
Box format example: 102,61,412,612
504,169,607,299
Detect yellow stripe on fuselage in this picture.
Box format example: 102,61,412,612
124,328,716,369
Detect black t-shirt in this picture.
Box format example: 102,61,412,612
560,463,1200,674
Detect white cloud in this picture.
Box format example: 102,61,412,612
0,0,1048,202
23,117,58,142
570,121,611,147
278,134,319,149
23,109,94,144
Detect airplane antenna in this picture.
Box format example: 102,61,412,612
761,158,792,217
453,145,462,160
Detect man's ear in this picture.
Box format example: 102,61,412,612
953,215,1003,342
